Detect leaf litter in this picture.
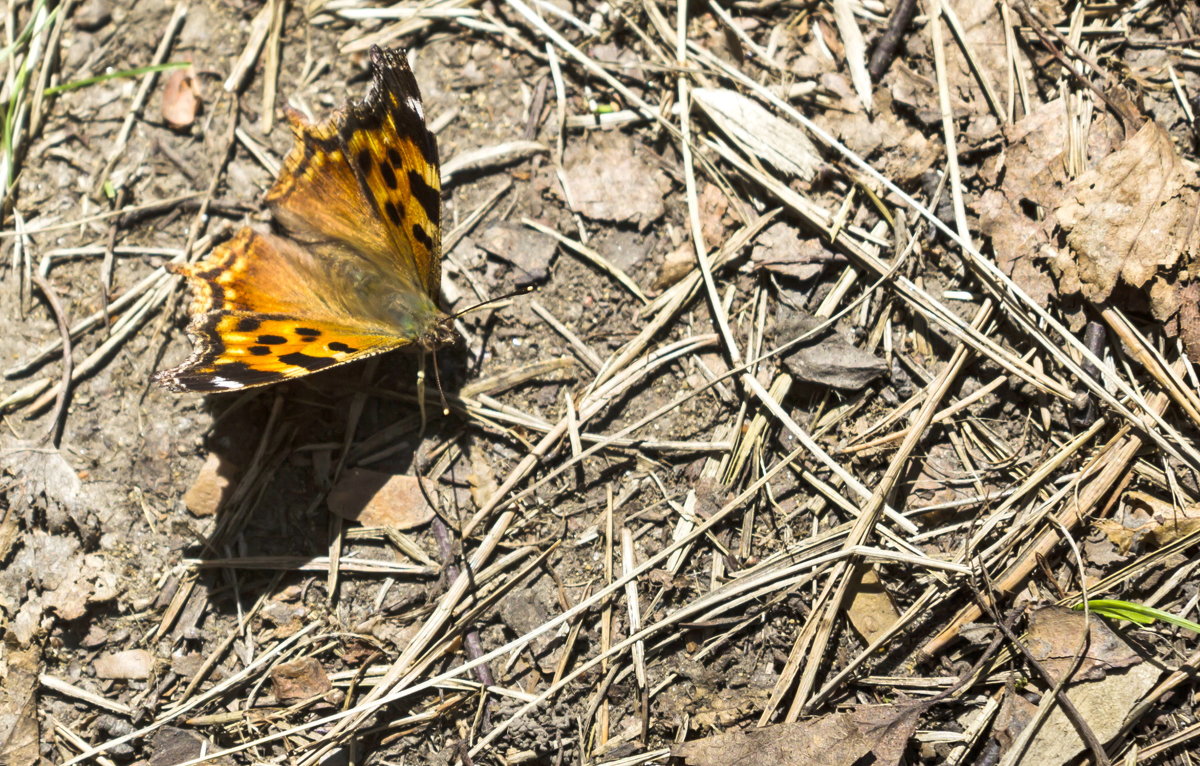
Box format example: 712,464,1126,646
3,1,1200,765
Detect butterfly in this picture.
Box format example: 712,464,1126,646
155,46,456,393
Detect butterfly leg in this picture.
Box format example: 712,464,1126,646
416,351,428,436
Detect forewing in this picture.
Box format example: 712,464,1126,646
265,47,442,299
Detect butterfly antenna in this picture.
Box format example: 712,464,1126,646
451,284,536,320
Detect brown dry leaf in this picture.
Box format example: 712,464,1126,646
672,705,921,766
1123,491,1200,547
327,469,436,529
1082,527,1126,566
161,66,202,129
889,4,1022,134
846,565,900,643
976,105,1068,306
829,88,940,183
1026,605,1140,684
149,727,236,766
270,656,332,703
560,139,670,230
776,308,886,390
94,648,154,680
0,646,40,766
5,448,93,529
170,653,205,679
751,224,843,280
261,600,307,638
943,3,1018,123
45,551,120,621
182,451,238,517
1014,609,1159,766
654,241,694,290
976,98,1122,308
1054,120,1200,311
1,529,118,642
1092,514,1153,556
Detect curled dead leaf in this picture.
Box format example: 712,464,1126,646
269,656,331,703
1052,119,1200,359
182,451,238,517
162,66,202,129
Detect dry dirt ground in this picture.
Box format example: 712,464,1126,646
6,1,1200,765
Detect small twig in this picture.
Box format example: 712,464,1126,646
976,585,1109,766
258,0,286,133
30,272,71,447
223,1,273,93
432,517,497,693
530,299,603,372
100,184,131,332
94,2,188,194
1011,0,1141,127
868,0,918,79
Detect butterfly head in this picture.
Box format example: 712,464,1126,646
419,314,459,351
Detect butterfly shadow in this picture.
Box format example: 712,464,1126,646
179,348,475,618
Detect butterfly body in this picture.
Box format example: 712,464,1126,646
156,47,454,393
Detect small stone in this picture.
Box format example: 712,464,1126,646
149,727,235,766
74,0,112,31
182,452,238,516
80,624,109,648
654,242,694,290
270,657,332,704
94,648,154,680
477,223,557,287
327,469,435,529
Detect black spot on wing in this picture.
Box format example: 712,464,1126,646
328,341,357,353
278,352,337,372
408,170,440,227
357,149,373,175
380,162,398,189
362,47,438,169
257,334,287,345
294,327,321,337
385,200,405,227
414,133,438,168
236,317,261,332
292,132,341,180
387,148,404,168
249,346,272,356
412,223,434,252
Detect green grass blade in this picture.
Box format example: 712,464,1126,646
1075,599,1200,632
42,62,192,97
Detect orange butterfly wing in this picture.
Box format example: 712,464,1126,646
267,46,443,297
155,47,454,393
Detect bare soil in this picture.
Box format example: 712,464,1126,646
5,1,1200,765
